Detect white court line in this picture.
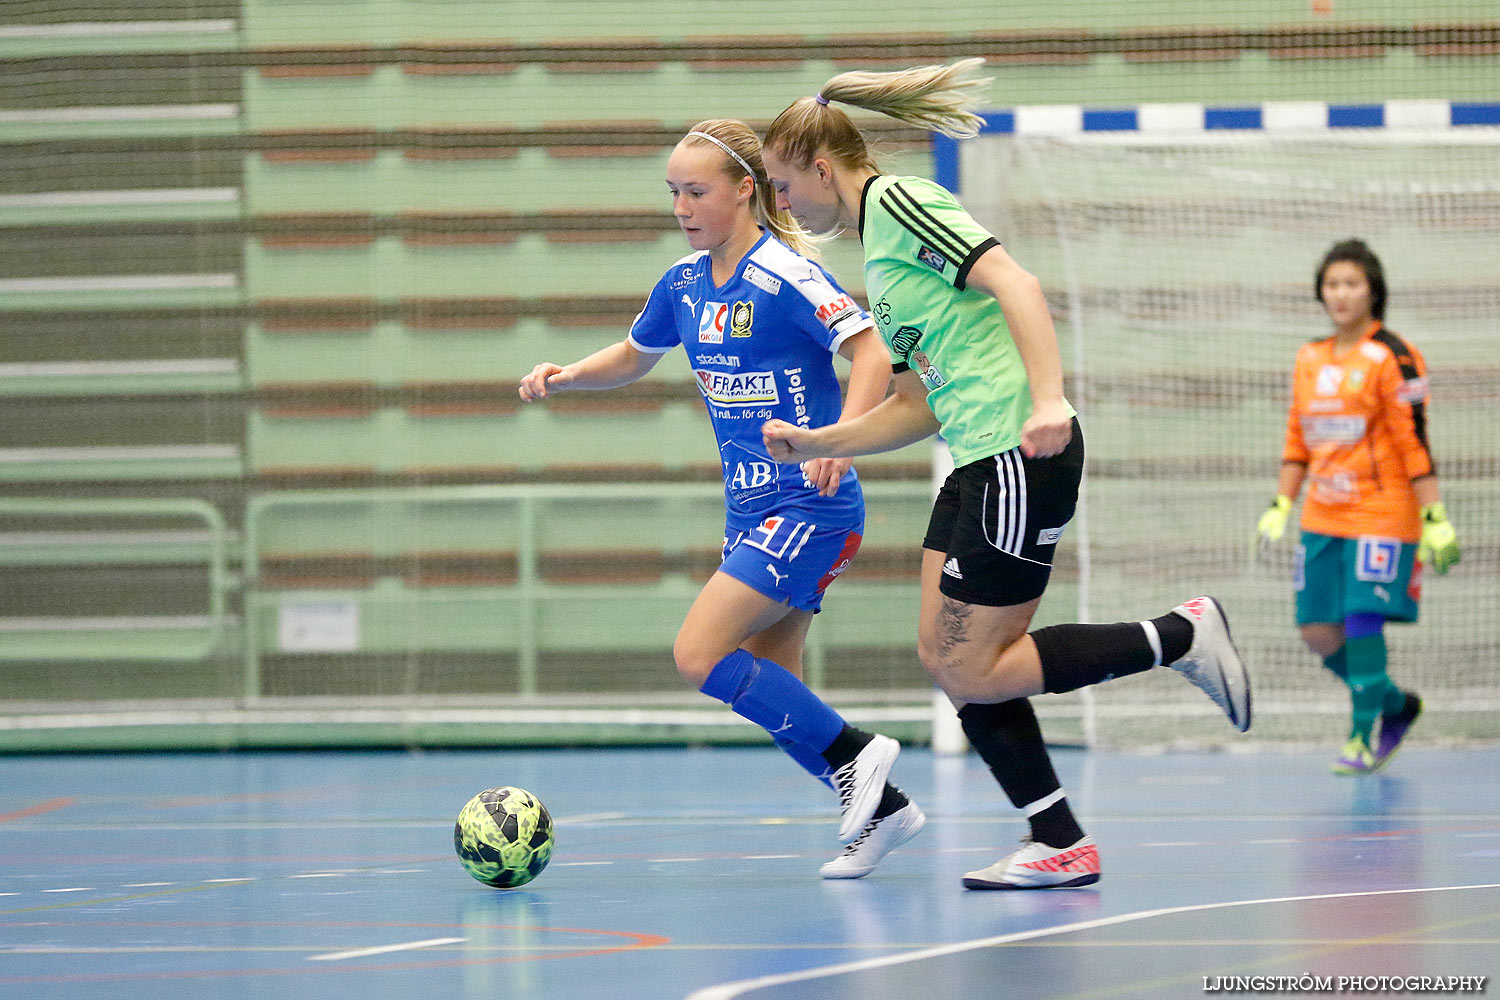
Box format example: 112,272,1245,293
308,937,466,963
685,883,1500,1000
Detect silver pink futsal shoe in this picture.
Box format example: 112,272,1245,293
1167,596,1252,733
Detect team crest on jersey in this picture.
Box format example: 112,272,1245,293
916,245,947,272
698,302,728,343
730,300,754,338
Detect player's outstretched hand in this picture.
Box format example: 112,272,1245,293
518,363,571,401
763,418,824,463
1019,399,1073,458
802,457,852,497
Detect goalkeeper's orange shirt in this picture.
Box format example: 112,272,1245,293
1282,320,1433,543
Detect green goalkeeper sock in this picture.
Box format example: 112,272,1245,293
1344,634,1392,743
1381,683,1409,717
1322,646,1348,682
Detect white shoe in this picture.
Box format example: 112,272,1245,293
831,733,900,844
820,801,926,879
1166,596,1251,733
962,836,1100,890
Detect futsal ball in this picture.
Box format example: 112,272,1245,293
454,786,554,888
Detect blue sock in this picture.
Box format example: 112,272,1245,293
774,735,833,788
700,649,844,754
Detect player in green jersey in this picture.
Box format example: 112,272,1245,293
760,59,1253,890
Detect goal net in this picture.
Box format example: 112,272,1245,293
948,103,1500,748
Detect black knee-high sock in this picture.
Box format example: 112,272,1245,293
820,724,873,770
958,699,1084,848
1031,613,1192,695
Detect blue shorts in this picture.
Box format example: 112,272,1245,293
719,508,864,612
1294,531,1422,626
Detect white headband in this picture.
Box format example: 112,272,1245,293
685,130,756,185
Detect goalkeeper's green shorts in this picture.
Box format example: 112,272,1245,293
1294,531,1421,626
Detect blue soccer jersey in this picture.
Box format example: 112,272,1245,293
627,231,873,527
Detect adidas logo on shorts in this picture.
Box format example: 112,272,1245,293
942,557,963,580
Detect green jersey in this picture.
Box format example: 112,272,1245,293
858,174,1074,467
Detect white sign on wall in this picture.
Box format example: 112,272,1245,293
278,601,360,652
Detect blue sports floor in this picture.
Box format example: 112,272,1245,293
1,745,1496,999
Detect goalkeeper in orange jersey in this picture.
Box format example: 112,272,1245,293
1254,238,1459,775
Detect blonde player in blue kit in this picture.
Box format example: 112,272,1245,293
761,61,1253,889
519,120,924,878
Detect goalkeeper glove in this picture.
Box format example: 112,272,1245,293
1253,495,1293,558
1418,502,1460,574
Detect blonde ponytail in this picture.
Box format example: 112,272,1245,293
765,58,990,170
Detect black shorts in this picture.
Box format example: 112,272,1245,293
922,418,1084,607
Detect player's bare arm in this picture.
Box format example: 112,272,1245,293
518,340,661,401
964,244,1072,459
764,367,938,461
800,326,892,496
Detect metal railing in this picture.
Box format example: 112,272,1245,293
0,497,232,661
241,481,931,700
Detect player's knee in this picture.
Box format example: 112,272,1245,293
915,629,942,675
1300,624,1344,658
672,644,708,688
916,634,973,697
672,631,721,689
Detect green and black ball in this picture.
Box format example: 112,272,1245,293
454,786,554,888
